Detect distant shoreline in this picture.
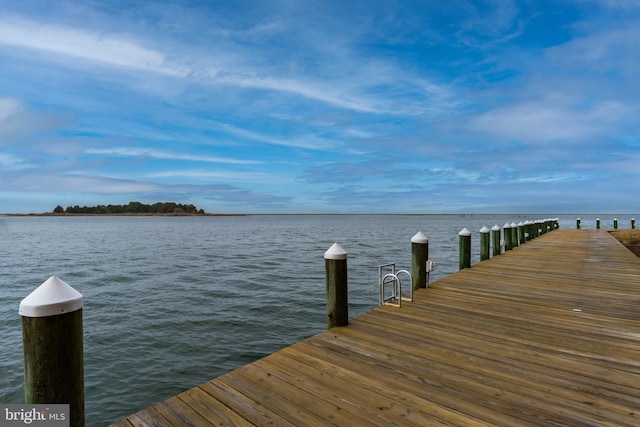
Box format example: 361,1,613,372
2,213,636,217
1,213,249,217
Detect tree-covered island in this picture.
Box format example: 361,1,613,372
52,201,207,215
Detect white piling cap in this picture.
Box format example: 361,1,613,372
518,222,524,226
19,276,83,318
458,228,471,236
491,224,501,231
324,243,347,260
479,226,489,233
503,222,512,228
511,222,517,227
411,231,429,243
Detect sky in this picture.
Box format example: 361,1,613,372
1,0,639,214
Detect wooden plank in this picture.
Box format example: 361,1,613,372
258,349,472,426
111,229,640,427
153,398,212,427
199,378,296,426
214,367,338,426
280,345,489,427
342,316,640,425
176,386,253,427
124,407,172,427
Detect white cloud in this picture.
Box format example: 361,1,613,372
209,120,336,150
0,17,188,76
218,73,384,114
0,152,30,169
0,14,454,117
85,147,262,165
456,0,523,47
146,169,289,183
468,101,625,144
546,26,640,68
0,97,23,121
0,97,66,141
581,0,640,10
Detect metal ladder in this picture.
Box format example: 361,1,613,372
378,263,412,307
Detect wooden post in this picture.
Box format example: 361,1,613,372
524,220,532,242
510,222,519,247
459,228,471,270
324,243,348,328
491,225,501,257
518,222,525,244
411,231,429,290
632,218,636,229
576,218,581,229
503,223,512,251
20,276,84,427
614,218,618,229
596,218,600,229
480,226,490,261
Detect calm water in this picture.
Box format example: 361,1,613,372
0,214,627,425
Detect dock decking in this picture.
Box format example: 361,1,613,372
112,229,640,426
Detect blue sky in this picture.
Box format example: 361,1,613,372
1,0,639,214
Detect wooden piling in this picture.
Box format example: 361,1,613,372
596,218,601,229
632,218,636,229
518,222,525,245
20,276,84,427
576,218,581,229
510,222,518,247
524,220,532,241
324,243,348,328
503,223,512,251
491,225,501,257
614,218,618,229
459,228,471,270
411,231,429,290
479,226,490,261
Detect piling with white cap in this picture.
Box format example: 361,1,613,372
491,225,501,257
411,231,430,290
524,220,532,242
596,218,600,229
479,226,490,261
632,218,636,229
614,218,618,229
20,276,84,427
510,222,519,247
503,223,513,251
324,243,348,328
459,228,472,270
518,222,525,245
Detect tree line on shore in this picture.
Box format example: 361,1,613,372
52,201,206,215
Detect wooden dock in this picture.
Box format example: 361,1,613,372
112,229,640,426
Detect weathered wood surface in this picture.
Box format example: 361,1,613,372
112,229,640,426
